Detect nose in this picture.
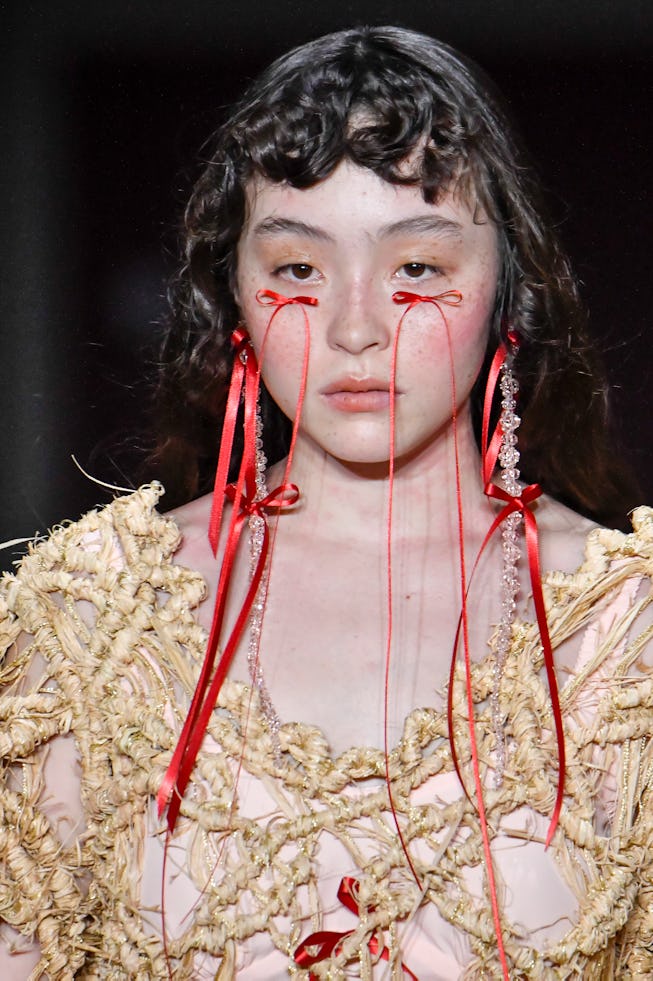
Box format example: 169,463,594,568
325,277,392,354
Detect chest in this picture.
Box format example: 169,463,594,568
217,536,504,753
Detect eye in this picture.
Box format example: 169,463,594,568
399,262,439,279
277,263,317,281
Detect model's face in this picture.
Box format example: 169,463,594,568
236,160,499,466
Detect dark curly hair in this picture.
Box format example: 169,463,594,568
150,25,638,527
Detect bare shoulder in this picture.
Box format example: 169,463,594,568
164,493,221,612
534,494,601,576
168,493,213,541
164,493,214,564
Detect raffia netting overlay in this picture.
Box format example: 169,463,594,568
1,484,653,979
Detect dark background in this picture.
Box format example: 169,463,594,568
1,0,652,572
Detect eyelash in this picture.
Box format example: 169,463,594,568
271,260,445,284
397,262,444,279
273,263,319,282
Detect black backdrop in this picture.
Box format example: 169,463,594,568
2,0,652,571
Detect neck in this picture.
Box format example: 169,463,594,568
268,404,493,546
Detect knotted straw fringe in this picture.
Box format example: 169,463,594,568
1,487,653,976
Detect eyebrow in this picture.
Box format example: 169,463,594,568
252,217,335,242
251,213,464,243
376,215,464,239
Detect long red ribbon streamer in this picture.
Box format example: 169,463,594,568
384,289,463,892
393,290,509,979
481,344,506,487
157,290,316,832
392,297,564,979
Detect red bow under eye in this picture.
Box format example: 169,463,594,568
256,288,318,307
392,289,463,307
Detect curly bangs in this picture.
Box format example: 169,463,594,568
225,32,476,200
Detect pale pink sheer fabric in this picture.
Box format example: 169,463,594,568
0,515,645,979
134,572,642,978
139,773,583,978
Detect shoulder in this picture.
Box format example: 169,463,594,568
535,502,653,731
0,485,202,975
162,492,217,594
0,482,207,683
0,479,208,712
535,495,599,576
532,501,653,671
44,481,179,562
514,499,653,702
2,483,181,598
536,495,653,582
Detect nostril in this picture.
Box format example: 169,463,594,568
327,313,392,355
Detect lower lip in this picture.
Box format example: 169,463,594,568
323,390,394,412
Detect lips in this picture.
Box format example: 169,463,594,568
320,376,398,413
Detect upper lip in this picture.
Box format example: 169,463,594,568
321,376,396,394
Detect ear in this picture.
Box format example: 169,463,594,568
229,261,242,310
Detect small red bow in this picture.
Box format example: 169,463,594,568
294,877,419,979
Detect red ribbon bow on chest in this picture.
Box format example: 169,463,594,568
294,877,419,979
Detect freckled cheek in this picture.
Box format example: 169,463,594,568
397,303,490,372
249,325,311,414
455,306,493,375
242,295,310,361
450,279,495,356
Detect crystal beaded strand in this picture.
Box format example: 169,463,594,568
492,354,522,787
247,399,283,763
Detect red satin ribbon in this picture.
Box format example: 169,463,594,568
294,877,419,980
206,327,254,555
157,291,315,832
255,289,316,485
479,345,565,847
481,344,507,487
256,289,319,309
378,289,464,893
393,290,509,980
392,289,463,308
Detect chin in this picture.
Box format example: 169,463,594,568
330,426,455,474
323,438,434,473
295,415,450,471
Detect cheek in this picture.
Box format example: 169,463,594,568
247,315,312,417
395,297,491,388
455,304,493,383
448,273,497,384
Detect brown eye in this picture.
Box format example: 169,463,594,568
403,262,428,278
290,263,314,280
